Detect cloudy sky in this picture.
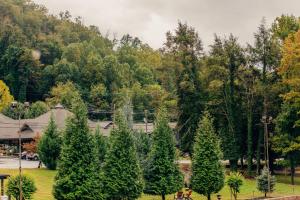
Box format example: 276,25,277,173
34,0,300,49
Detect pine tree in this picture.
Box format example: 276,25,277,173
38,114,61,170
191,112,224,200
94,126,107,166
103,113,143,200
164,22,204,153
53,98,103,200
257,167,276,197
144,108,183,200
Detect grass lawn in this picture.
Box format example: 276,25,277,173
0,168,299,200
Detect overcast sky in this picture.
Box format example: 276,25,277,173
34,0,300,49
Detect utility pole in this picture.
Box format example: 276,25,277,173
261,115,272,195
11,101,29,200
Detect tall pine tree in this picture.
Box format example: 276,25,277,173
144,108,183,200
191,112,224,200
164,22,204,153
38,114,61,170
103,113,143,200
53,98,103,200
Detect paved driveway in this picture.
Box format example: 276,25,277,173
0,157,40,169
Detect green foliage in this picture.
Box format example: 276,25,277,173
273,102,300,185
38,114,61,170
46,81,81,109
256,167,276,197
2,102,28,119
53,99,103,200
26,101,49,118
191,112,224,200
7,175,37,200
103,113,143,200
226,172,243,200
208,34,245,171
271,14,300,41
89,83,109,110
132,130,152,169
94,126,107,165
144,108,183,200
164,22,204,153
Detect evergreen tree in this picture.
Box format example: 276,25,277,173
53,98,103,200
257,167,276,197
94,126,107,166
144,108,183,200
38,114,61,170
164,22,204,153
103,113,143,200
250,18,281,173
191,112,224,200
132,130,152,170
208,34,245,171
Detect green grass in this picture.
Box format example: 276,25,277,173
0,169,299,200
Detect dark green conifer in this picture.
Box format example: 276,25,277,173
38,114,61,170
191,112,224,200
103,113,143,200
144,108,183,200
53,98,103,200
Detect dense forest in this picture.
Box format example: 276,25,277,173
0,0,300,183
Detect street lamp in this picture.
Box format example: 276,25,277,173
261,115,272,195
11,101,29,200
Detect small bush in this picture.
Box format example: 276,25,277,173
257,167,276,197
227,172,243,200
7,175,37,200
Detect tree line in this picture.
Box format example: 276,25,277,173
1,0,300,185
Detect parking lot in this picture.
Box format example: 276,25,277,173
0,157,40,169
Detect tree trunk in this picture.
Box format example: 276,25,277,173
247,108,253,175
241,155,244,169
290,157,295,185
230,160,238,171
265,192,267,197
256,129,263,175
162,193,165,200
207,193,211,200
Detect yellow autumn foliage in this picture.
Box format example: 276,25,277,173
279,30,300,103
0,80,14,111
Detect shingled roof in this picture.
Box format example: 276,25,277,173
0,104,176,140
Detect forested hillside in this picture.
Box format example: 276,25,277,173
0,0,176,120
1,0,300,182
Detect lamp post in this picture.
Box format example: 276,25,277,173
11,101,29,200
261,115,272,195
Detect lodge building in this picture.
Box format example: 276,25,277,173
0,104,176,146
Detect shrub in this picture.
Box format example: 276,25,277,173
227,172,243,200
257,167,276,197
7,175,37,200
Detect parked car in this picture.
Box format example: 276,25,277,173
21,151,39,161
